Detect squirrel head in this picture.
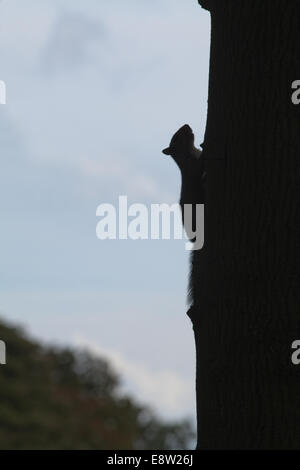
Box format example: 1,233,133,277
162,124,195,169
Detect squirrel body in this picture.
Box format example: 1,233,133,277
163,124,205,236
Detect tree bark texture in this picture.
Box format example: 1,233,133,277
189,0,300,449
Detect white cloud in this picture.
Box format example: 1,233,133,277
78,157,174,202
74,338,195,420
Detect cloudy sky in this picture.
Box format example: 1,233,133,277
0,0,210,423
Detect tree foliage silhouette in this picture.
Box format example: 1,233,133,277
0,319,195,450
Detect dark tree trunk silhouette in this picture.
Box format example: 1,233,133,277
188,0,300,449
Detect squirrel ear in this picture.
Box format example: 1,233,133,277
162,147,171,155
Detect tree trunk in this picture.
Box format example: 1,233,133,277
189,0,300,449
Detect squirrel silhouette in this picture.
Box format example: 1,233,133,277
162,124,205,238
163,124,206,312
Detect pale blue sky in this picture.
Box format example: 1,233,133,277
0,0,210,421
